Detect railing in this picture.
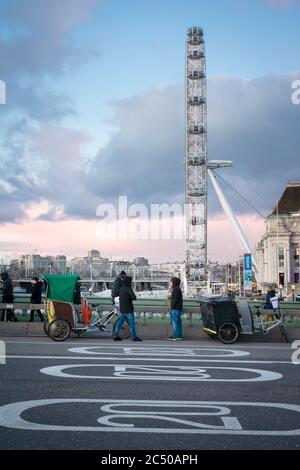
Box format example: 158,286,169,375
13,277,172,283
1,300,300,326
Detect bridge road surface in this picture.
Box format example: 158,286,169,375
0,337,299,450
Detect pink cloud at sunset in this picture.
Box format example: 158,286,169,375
0,213,265,264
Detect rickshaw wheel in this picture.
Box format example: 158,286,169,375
43,319,50,337
218,322,239,344
48,318,71,342
112,318,130,339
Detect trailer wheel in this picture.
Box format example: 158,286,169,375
48,318,71,342
218,322,239,344
43,319,49,336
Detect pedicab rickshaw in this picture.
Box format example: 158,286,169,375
43,274,130,342
200,295,288,344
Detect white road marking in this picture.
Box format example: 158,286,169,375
0,354,293,364
39,364,282,382
0,399,299,435
69,346,250,357
2,340,293,350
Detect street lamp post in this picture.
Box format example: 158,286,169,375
292,284,295,302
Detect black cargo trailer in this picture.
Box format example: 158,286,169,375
200,296,241,344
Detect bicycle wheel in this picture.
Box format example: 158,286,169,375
112,318,130,339
43,319,49,337
218,322,239,344
48,318,71,342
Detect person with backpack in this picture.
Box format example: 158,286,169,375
113,276,142,342
111,270,126,303
168,277,183,341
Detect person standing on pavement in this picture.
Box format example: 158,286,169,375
30,277,44,322
113,276,142,342
165,279,173,321
168,276,183,341
0,272,17,322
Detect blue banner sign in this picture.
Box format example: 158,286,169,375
244,254,252,291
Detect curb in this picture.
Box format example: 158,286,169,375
1,323,300,341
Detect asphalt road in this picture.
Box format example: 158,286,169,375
0,336,299,450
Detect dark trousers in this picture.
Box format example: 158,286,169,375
30,309,44,322
1,309,16,322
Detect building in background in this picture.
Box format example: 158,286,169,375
70,250,109,277
257,182,300,291
133,257,149,266
53,255,67,274
88,250,101,259
9,254,66,277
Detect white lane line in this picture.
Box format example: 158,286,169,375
68,346,250,357
0,399,299,435
40,364,283,382
2,340,293,350
0,355,294,364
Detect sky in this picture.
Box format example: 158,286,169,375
0,0,299,264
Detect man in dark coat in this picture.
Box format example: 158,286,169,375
0,272,17,322
113,276,142,341
111,270,126,303
168,276,183,340
30,277,44,322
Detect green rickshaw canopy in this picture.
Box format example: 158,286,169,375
44,274,80,302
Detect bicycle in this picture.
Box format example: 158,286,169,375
201,295,289,344
45,301,130,342
252,296,288,342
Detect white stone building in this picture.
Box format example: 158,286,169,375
257,182,300,290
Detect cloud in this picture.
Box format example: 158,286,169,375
87,86,185,205
86,72,300,218
1,72,300,224
0,0,98,79
0,212,265,263
0,123,96,222
0,0,100,222
0,0,100,138
207,73,300,215
262,0,300,7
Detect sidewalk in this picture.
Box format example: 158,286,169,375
1,321,299,341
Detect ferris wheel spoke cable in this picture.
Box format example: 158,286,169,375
213,171,267,219
237,174,273,210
